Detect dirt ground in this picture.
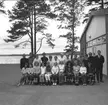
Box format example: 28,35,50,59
0,64,108,105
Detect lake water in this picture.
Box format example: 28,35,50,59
0,54,65,64
0,55,24,64
0,53,74,64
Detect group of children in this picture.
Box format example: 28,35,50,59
18,54,95,86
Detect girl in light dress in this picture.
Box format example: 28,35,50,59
51,62,59,85
33,62,41,84
58,61,65,85
40,63,46,85
79,62,87,85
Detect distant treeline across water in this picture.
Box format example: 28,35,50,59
0,55,25,64
0,52,80,64
0,53,65,64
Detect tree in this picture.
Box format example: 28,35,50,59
5,0,56,54
50,0,85,59
83,0,108,23
0,0,5,14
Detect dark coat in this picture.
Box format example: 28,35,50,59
20,58,29,69
88,56,97,68
41,56,48,66
65,61,73,74
46,65,51,72
95,55,104,68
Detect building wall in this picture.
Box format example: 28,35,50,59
85,15,107,75
86,16,105,42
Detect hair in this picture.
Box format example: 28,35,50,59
81,62,85,66
54,56,57,59
54,62,58,66
89,52,92,56
42,52,46,55
49,55,52,59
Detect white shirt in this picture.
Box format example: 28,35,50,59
48,61,53,68
30,68,35,74
21,67,26,74
33,66,41,74
52,66,59,74
73,66,80,72
26,68,31,74
33,58,41,67
41,66,46,75
59,57,65,64
58,64,65,72
80,66,87,74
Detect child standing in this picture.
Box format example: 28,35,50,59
87,62,95,85
58,61,65,85
45,62,52,85
40,63,46,85
73,60,80,85
51,62,59,86
33,62,41,84
17,63,28,86
48,55,53,68
80,62,87,85
64,61,73,84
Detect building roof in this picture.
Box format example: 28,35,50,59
80,8,108,42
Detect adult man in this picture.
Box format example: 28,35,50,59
28,53,34,67
95,50,104,83
59,54,65,64
48,55,53,68
88,52,94,65
20,54,29,69
41,52,48,66
88,52,96,82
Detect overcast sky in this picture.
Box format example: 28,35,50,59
0,0,86,54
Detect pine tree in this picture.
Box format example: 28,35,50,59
50,0,85,59
5,0,56,54
0,0,5,14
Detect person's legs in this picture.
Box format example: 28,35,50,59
96,67,100,83
82,74,87,85
48,73,51,81
59,73,62,84
42,75,45,84
52,74,56,85
100,66,103,82
45,74,49,85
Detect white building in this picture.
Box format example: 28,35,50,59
80,9,108,76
